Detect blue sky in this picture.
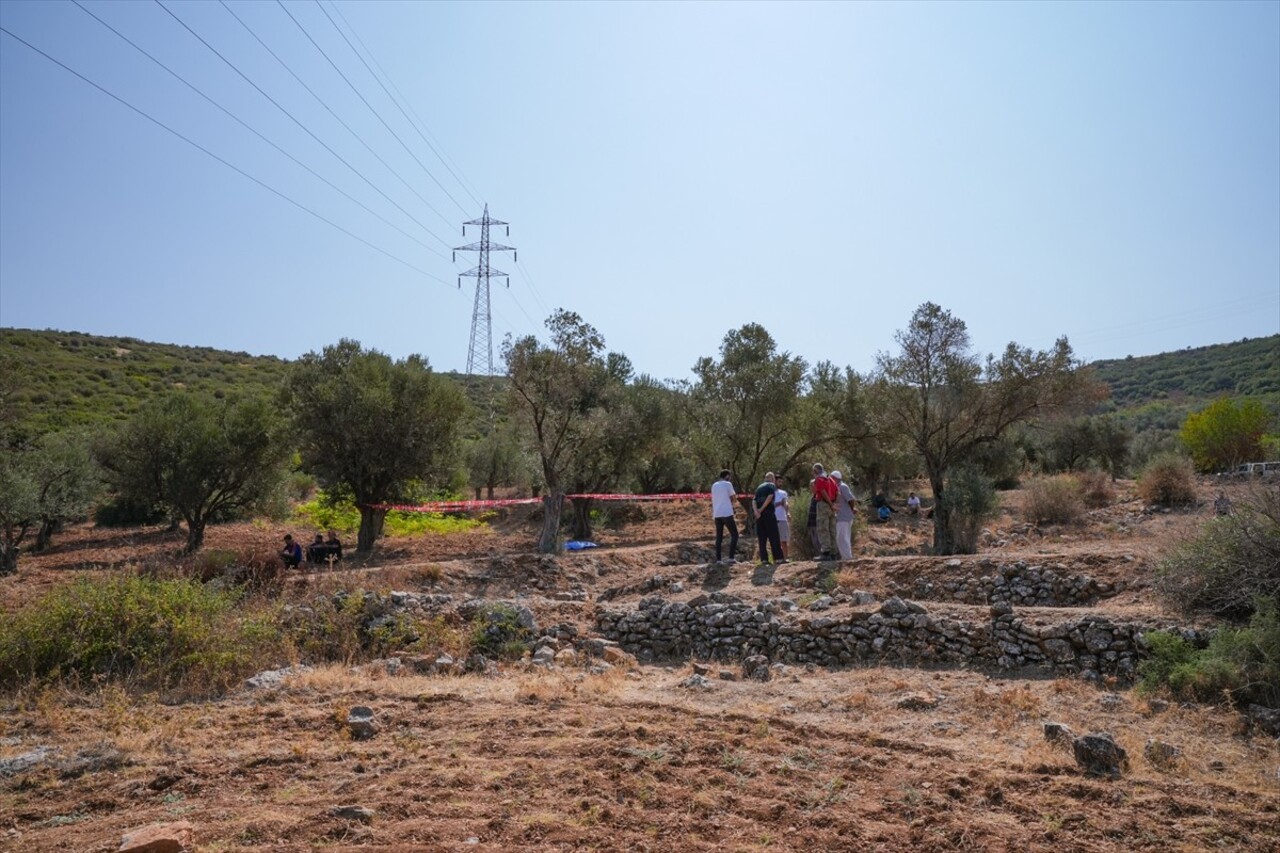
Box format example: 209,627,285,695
1,0,1277,381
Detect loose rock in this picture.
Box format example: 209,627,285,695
347,706,379,741
118,821,193,853
1073,732,1128,778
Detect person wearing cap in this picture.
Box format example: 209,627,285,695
811,463,838,560
710,469,739,564
753,472,784,565
833,471,857,560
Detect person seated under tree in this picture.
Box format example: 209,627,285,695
280,534,303,568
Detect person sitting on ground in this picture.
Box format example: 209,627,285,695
906,492,921,515
280,534,303,568
1214,491,1232,517
307,534,326,563
877,503,894,523
325,530,344,562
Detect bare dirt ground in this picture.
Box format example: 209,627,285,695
3,479,1278,852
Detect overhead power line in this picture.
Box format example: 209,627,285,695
69,0,445,261
275,0,461,231
313,0,471,216
153,0,449,250
327,0,484,209
0,24,451,286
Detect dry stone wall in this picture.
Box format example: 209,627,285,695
907,560,1125,607
595,594,1202,681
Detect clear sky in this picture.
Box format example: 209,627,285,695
2,0,1277,381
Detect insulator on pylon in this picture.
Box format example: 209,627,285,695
514,251,518,262
452,252,456,262
506,226,510,236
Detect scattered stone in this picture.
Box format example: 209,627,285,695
464,653,490,674
553,648,577,666
1208,759,1227,772
58,743,127,779
1043,722,1075,749
1245,704,1280,738
432,654,456,675
879,596,911,617
719,670,739,682
1146,698,1169,714
347,706,379,741
602,645,636,667
329,805,374,823
0,746,53,778
849,590,878,605
245,664,312,690
692,663,711,676
989,602,1014,618
678,674,713,690
896,693,941,711
531,646,556,667
1098,692,1125,711
807,595,834,611
118,821,193,853
668,581,684,594
742,655,772,682
779,704,797,714
1143,739,1183,769
1073,733,1128,779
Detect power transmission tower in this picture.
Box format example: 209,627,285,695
454,205,516,376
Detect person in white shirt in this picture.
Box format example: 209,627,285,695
773,476,791,559
710,469,739,564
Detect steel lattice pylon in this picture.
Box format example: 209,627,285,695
454,205,516,376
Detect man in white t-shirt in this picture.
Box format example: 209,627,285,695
710,469,739,564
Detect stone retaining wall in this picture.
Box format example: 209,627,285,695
906,560,1124,607
596,595,1200,681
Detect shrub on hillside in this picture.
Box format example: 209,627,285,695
1023,476,1084,525
1074,470,1115,508
1139,597,1280,708
943,466,998,554
1156,485,1280,618
1137,454,1197,507
0,576,278,696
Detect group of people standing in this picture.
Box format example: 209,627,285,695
710,463,860,566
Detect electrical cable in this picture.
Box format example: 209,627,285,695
314,0,471,216
69,0,447,262
276,0,461,230
153,0,449,250
328,0,484,210
0,24,454,287
218,0,456,251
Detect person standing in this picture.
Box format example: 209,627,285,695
812,463,838,560
753,472,784,565
832,471,857,560
773,475,791,559
710,469,739,564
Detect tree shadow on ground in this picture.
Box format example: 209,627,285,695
701,563,732,592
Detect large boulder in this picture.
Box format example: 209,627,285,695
1073,732,1128,779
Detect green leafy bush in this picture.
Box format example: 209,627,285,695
1139,598,1280,707
1156,485,1280,618
1137,454,1197,507
1023,476,1084,525
293,495,481,537
470,603,533,660
942,465,998,554
0,576,278,695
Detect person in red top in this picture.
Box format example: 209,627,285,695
811,462,839,560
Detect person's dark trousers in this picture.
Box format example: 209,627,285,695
756,512,783,563
714,516,739,562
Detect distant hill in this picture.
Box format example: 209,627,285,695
0,328,505,434
1091,334,1279,409
4,327,1275,436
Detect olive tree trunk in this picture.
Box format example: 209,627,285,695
538,492,564,554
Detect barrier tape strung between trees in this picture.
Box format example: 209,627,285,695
371,492,754,514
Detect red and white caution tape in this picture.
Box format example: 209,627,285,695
371,492,744,514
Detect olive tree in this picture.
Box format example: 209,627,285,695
0,441,38,574
874,302,1088,555
99,393,291,552
503,310,617,553
27,429,103,551
286,340,469,554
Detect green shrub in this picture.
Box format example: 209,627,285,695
1023,476,1084,525
281,588,419,664
293,494,482,537
788,490,815,560
470,603,533,660
0,576,278,695
943,465,998,554
1137,454,1197,507
1139,597,1280,707
1156,485,1280,618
